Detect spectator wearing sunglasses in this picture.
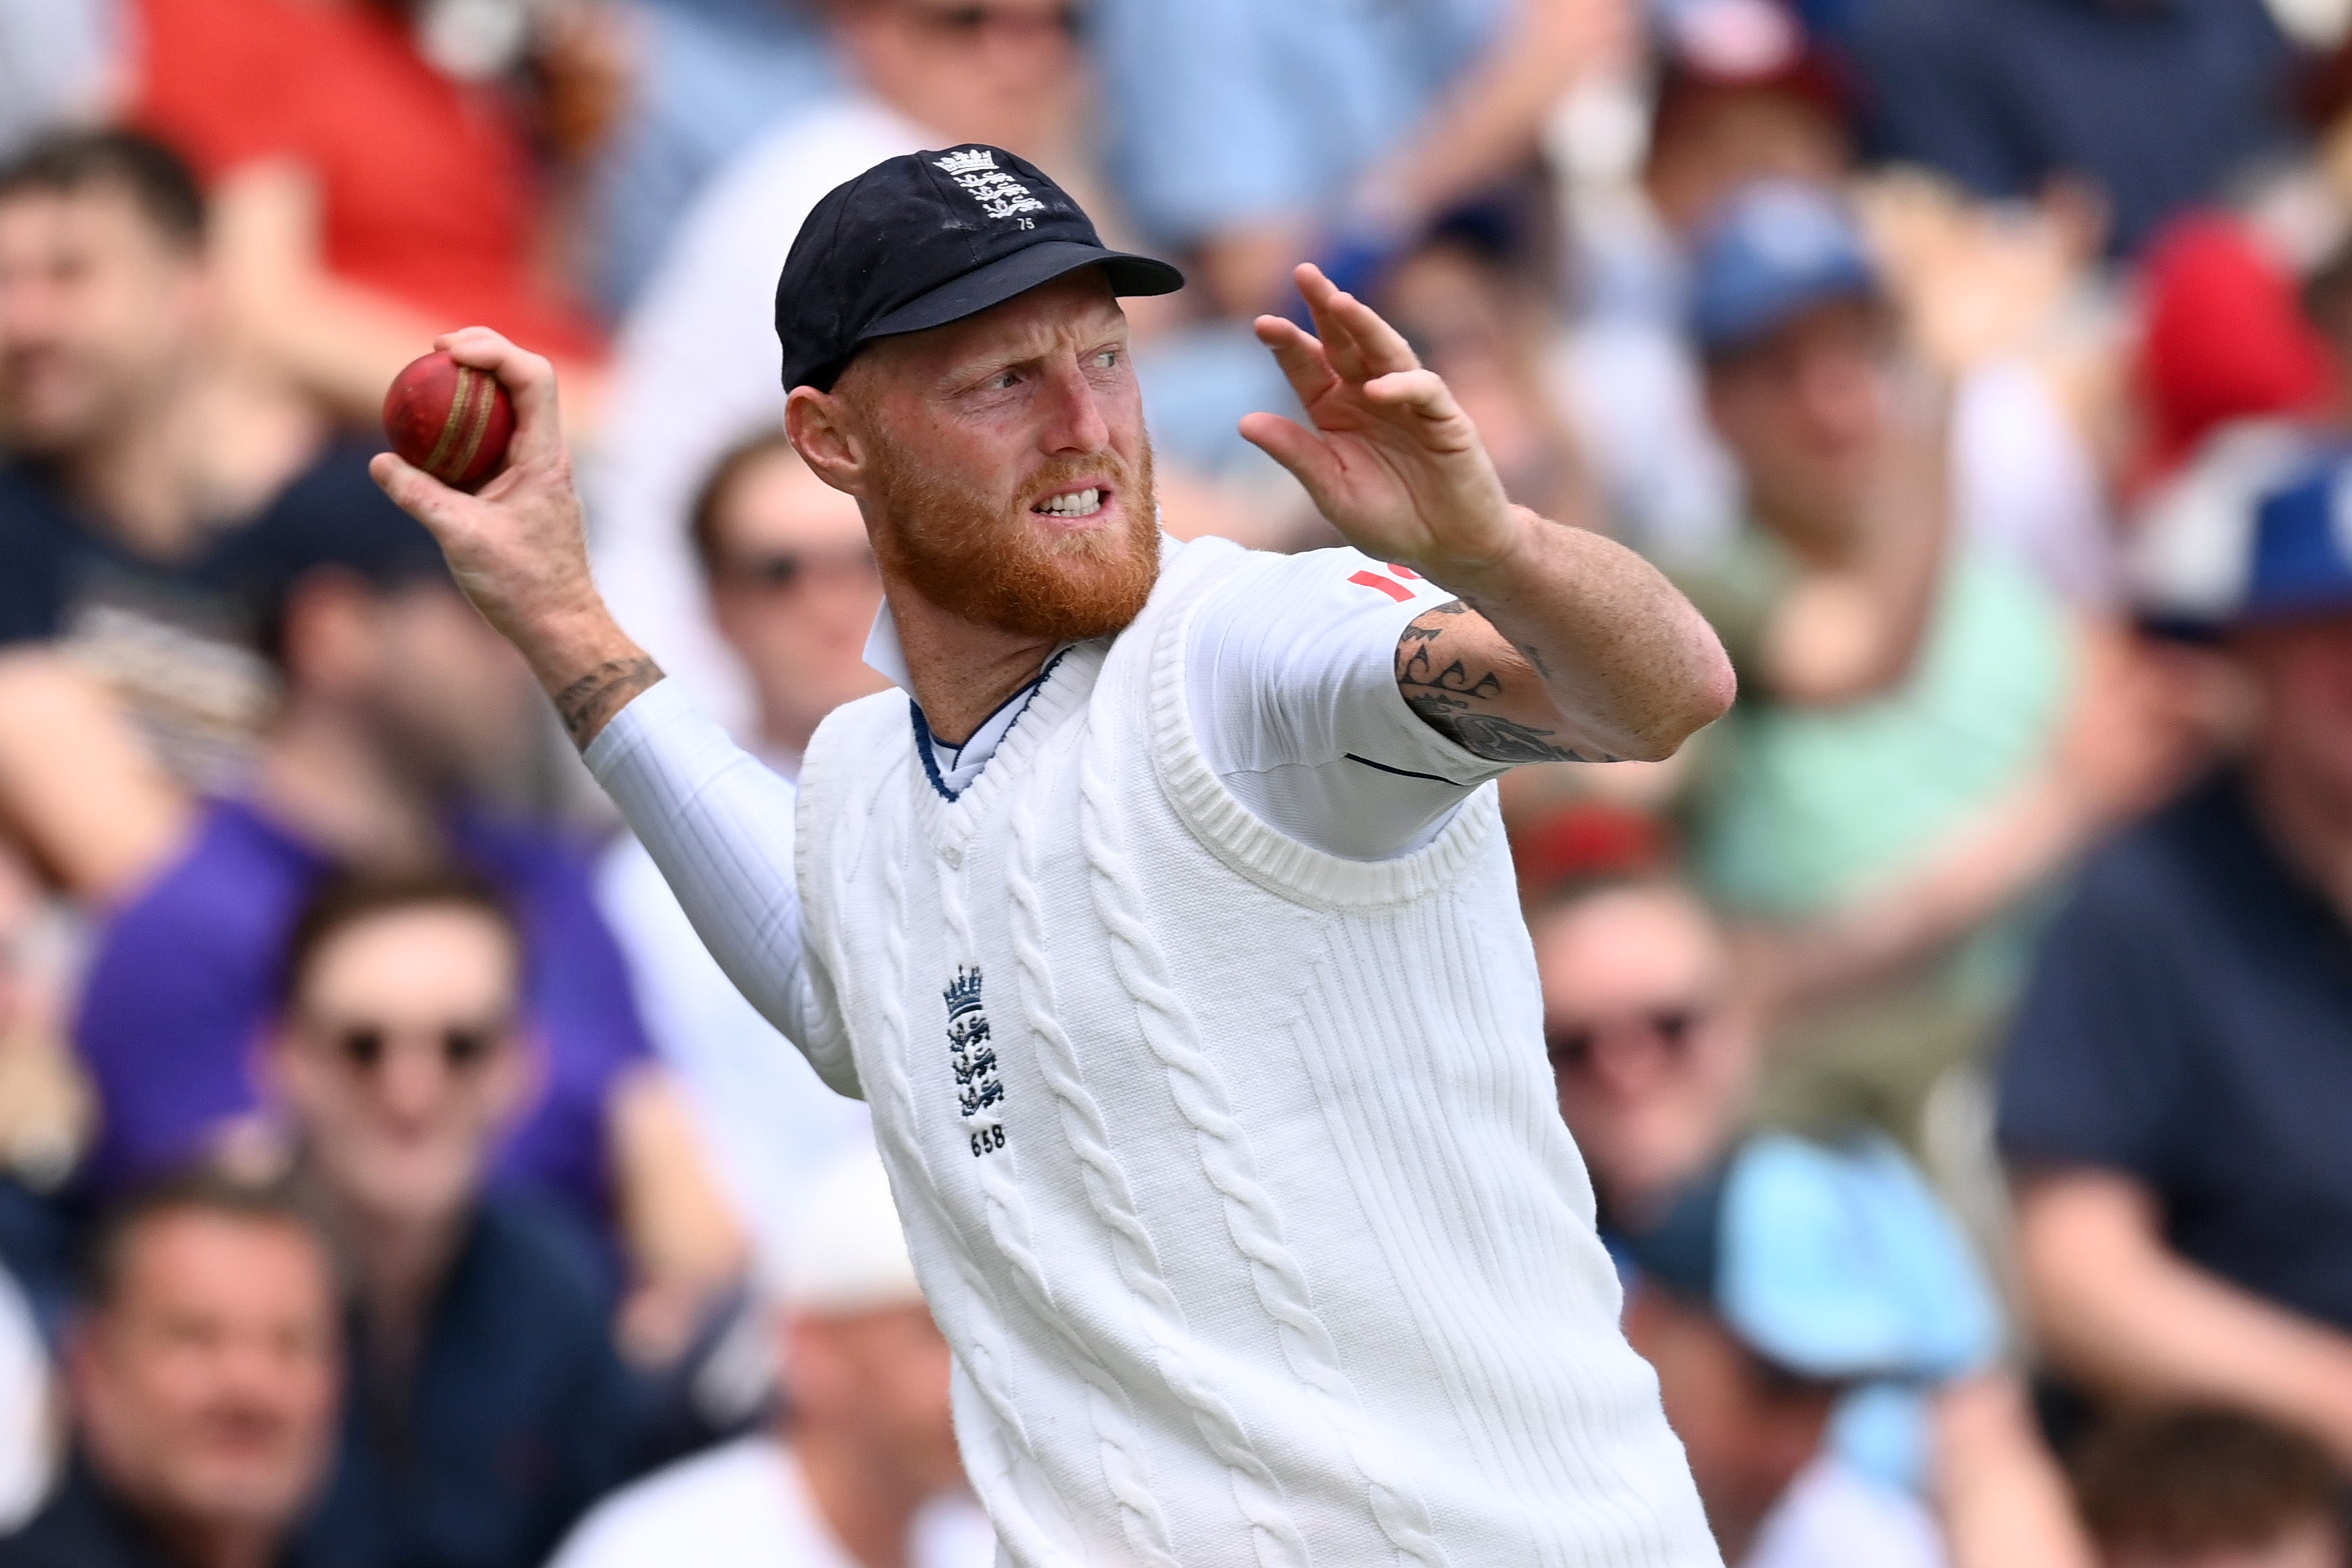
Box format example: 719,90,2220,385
69,491,747,1363
1534,863,2092,1568
599,433,884,1273
261,870,651,1568
1531,868,1758,1226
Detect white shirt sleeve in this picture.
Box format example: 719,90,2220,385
583,680,855,1094
1187,545,1510,862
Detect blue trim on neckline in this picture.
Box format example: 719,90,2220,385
909,701,958,802
906,646,1073,803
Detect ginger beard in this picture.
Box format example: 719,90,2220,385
862,423,1160,643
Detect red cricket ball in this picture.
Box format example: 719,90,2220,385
382,349,517,492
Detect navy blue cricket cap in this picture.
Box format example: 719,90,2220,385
774,144,1184,393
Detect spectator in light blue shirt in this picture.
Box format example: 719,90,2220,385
1091,0,1502,268
1091,0,1608,319
1093,0,1608,470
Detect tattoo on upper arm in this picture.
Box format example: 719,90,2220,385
1396,601,1607,764
554,656,665,748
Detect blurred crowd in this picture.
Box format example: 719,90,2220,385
3,0,2352,1566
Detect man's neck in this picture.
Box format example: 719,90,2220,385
2250,753,2352,919
884,583,1059,745
141,1507,279,1568
1713,1502,1769,1568
256,705,447,869
316,1181,469,1379
791,1422,927,1568
755,705,820,770
56,393,204,561
1752,497,1864,575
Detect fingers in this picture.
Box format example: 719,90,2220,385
1238,411,1343,502
1294,263,1419,381
435,325,564,467
1252,314,1338,408
1293,265,1368,383
1363,367,1468,430
370,451,468,542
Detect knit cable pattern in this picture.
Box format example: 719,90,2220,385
933,843,1186,1568
1006,739,1349,1565
854,775,1085,1568
1078,720,1453,1568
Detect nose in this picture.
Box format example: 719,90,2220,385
373,1042,449,1124
212,1339,301,1418
1037,354,1110,457
1585,1027,1675,1099
1792,354,1878,440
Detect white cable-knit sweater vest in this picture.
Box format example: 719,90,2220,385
794,537,1719,1568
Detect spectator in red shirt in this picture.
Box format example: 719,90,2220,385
126,0,611,429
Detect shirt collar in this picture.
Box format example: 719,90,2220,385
862,600,914,692
862,529,1184,693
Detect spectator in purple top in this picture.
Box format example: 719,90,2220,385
69,487,744,1351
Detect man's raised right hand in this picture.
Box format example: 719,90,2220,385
370,327,662,747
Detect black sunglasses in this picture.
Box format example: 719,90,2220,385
315,1019,507,1074
1545,1008,1703,1072
914,2,1086,37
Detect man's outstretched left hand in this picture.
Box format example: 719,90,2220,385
1241,263,1525,586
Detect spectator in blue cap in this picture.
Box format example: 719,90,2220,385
2001,443,2352,1473
1670,179,2172,1159
1619,1131,2001,1567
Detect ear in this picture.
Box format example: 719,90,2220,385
485,1028,546,1132
177,247,224,339
1621,1280,1667,1357
62,1319,97,1400
255,1023,299,1102
1699,371,1733,433
786,387,868,501
783,1313,849,1414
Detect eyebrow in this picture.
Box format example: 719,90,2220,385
938,312,1130,381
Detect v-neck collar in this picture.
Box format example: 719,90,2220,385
906,640,1105,863
909,645,1074,803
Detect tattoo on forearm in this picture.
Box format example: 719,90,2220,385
1453,593,1557,680
1396,602,1606,764
554,656,665,747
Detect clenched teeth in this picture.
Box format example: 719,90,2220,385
1034,488,1103,518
